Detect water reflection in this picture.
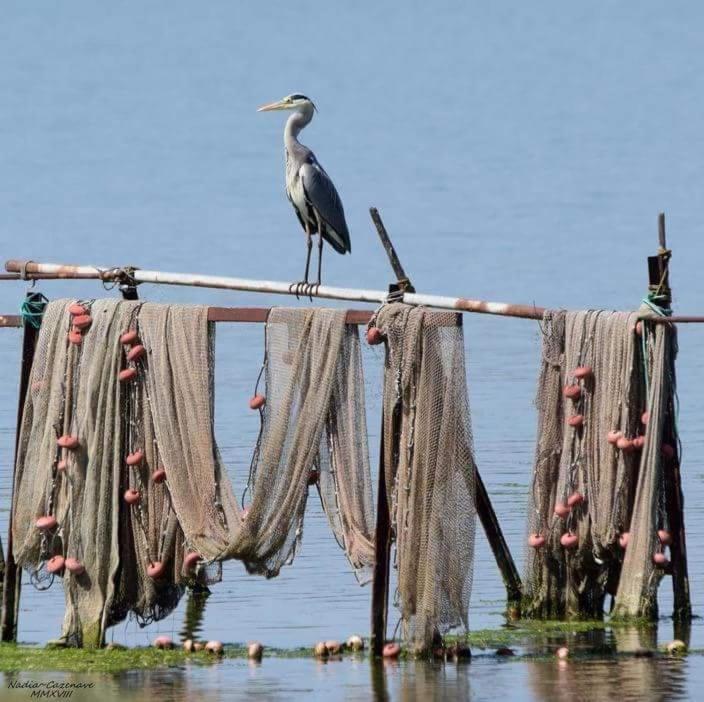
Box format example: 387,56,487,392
179,585,211,643
0,648,698,702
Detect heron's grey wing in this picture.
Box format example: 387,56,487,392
300,161,351,254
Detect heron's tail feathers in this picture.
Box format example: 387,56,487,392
323,225,351,255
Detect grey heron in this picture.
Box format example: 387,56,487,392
258,94,351,296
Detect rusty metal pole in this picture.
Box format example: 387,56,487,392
1,291,44,641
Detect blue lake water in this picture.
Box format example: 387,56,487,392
1,1,704,699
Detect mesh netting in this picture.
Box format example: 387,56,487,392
375,303,476,654
524,308,678,619
12,301,376,645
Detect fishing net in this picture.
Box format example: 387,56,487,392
12,301,375,645
524,308,678,619
375,303,476,654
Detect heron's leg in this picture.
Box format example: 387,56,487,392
316,230,324,286
305,213,324,299
289,225,313,299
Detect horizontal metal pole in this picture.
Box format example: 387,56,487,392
4,259,547,320
0,315,22,328
4,259,703,324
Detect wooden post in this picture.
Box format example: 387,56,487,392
370,410,393,657
369,208,415,293
474,467,523,609
1,292,43,641
648,214,691,621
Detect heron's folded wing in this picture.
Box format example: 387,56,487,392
300,161,351,254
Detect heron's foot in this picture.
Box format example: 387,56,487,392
304,283,320,301
288,281,308,300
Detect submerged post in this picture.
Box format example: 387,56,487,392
649,213,691,620
1,291,44,641
370,413,392,657
474,469,523,611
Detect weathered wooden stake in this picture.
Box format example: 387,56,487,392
1,292,43,641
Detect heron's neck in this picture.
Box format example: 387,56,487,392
284,106,314,152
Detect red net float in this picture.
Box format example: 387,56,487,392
560,532,578,549
567,414,584,428
366,327,383,345
151,468,167,484
653,552,669,567
119,368,138,383
123,488,141,505
658,529,673,546
64,557,85,575
183,551,200,572
573,366,593,380
147,561,166,579
57,435,80,449
249,394,266,410
72,314,92,330
248,642,264,660
68,330,83,345
57,459,68,472
382,642,401,658
36,515,58,530
616,436,635,453
553,502,570,519
68,303,88,316
127,344,146,362
641,411,650,425
47,555,65,574
126,450,144,466
120,330,140,345
325,640,342,655
567,492,584,508
153,636,173,649
528,533,545,548
632,435,646,450
634,321,643,336
619,532,630,549
607,430,623,445
563,384,581,400
205,640,224,655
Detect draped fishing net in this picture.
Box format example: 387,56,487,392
524,308,679,619
375,303,476,654
12,301,375,645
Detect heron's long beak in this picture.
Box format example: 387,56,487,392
257,100,288,112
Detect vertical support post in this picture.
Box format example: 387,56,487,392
370,413,392,657
647,213,691,621
474,467,523,610
1,292,43,641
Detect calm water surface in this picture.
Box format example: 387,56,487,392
1,1,704,699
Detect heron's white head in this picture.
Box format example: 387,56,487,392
257,93,317,113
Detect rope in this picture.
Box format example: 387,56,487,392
20,293,48,329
